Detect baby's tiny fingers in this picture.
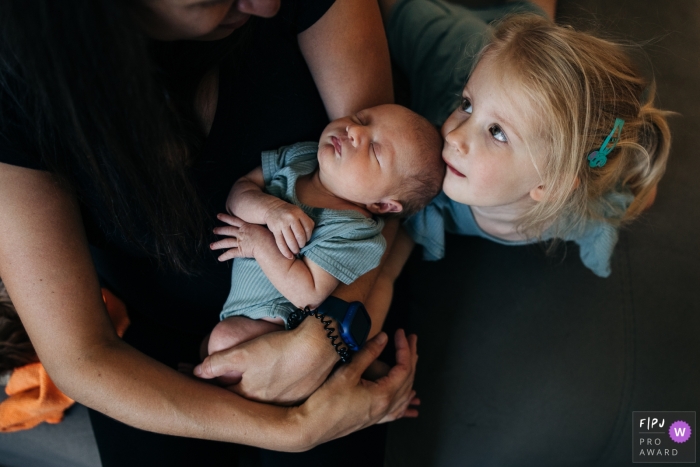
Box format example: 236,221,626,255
290,221,308,249
210,238,239,251
282,227,300,255
218,248,241,262
217,213,245,227
302,217,314,241
213,226,240,237
274,231,294,260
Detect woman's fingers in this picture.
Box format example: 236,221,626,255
194,347,246,380
338,332,389,379
387,330,417,381
374,330,418,423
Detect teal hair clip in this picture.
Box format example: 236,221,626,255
587,118,625,168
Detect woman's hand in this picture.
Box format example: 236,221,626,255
295,329,420,450
195,313,420,412
195,316,342,404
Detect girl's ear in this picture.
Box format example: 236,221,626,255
367,199,403,215
529,185,546,202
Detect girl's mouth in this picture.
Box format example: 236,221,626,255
331,136,342,156
444,160,465,177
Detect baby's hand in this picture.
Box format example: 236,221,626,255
263,200,314,259
211,213,268,261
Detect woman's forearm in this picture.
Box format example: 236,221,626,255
333,218,400,336
299,0,393,119
363,227,415,337
64,336,304,448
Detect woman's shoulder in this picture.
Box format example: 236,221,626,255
275,0,336,34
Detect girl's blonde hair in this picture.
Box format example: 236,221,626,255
479,14,671,238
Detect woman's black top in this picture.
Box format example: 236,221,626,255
0,0,335,365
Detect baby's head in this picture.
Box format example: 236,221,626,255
442,14,671,237
318,104,444,217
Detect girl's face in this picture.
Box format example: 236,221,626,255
134,0,280,41
440,54,545,208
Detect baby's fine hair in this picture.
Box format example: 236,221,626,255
481,14,671,238
394,110,445,217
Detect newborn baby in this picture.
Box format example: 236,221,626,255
207,104,444,386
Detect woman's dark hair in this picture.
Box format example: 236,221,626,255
0,279,37,374
0,0,249,272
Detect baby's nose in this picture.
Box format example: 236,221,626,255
346,124,365,146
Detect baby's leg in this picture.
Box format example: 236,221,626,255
207,317,284,386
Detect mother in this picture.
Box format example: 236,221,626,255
0,0,417,464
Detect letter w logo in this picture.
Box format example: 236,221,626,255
674,427,686,437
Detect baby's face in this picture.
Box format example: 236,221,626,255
441,53,544,208
318,104,417,207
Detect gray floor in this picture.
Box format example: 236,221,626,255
1,1,698,466
0,395,100,467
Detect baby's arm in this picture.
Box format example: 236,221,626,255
212,213,339,310
226,167,314,259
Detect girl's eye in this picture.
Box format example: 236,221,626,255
490,125,507,143
460,97,473,114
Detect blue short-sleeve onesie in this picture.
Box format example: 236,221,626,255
220,142,386,324
388,0,632,278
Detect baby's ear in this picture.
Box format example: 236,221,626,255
529,185,546,202
367,199,403,215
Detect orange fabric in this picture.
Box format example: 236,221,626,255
0,288,129,432
0,362,74,432
101,288,130,338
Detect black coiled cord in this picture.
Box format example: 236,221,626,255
288,307,352,363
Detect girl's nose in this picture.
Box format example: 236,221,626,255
444,126,469,155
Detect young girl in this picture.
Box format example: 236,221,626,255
368,0,671,315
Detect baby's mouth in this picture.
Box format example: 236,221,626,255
331,136,342,156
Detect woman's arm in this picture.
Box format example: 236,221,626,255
299,0,394,119
0,162,417,449
363,227,415,337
